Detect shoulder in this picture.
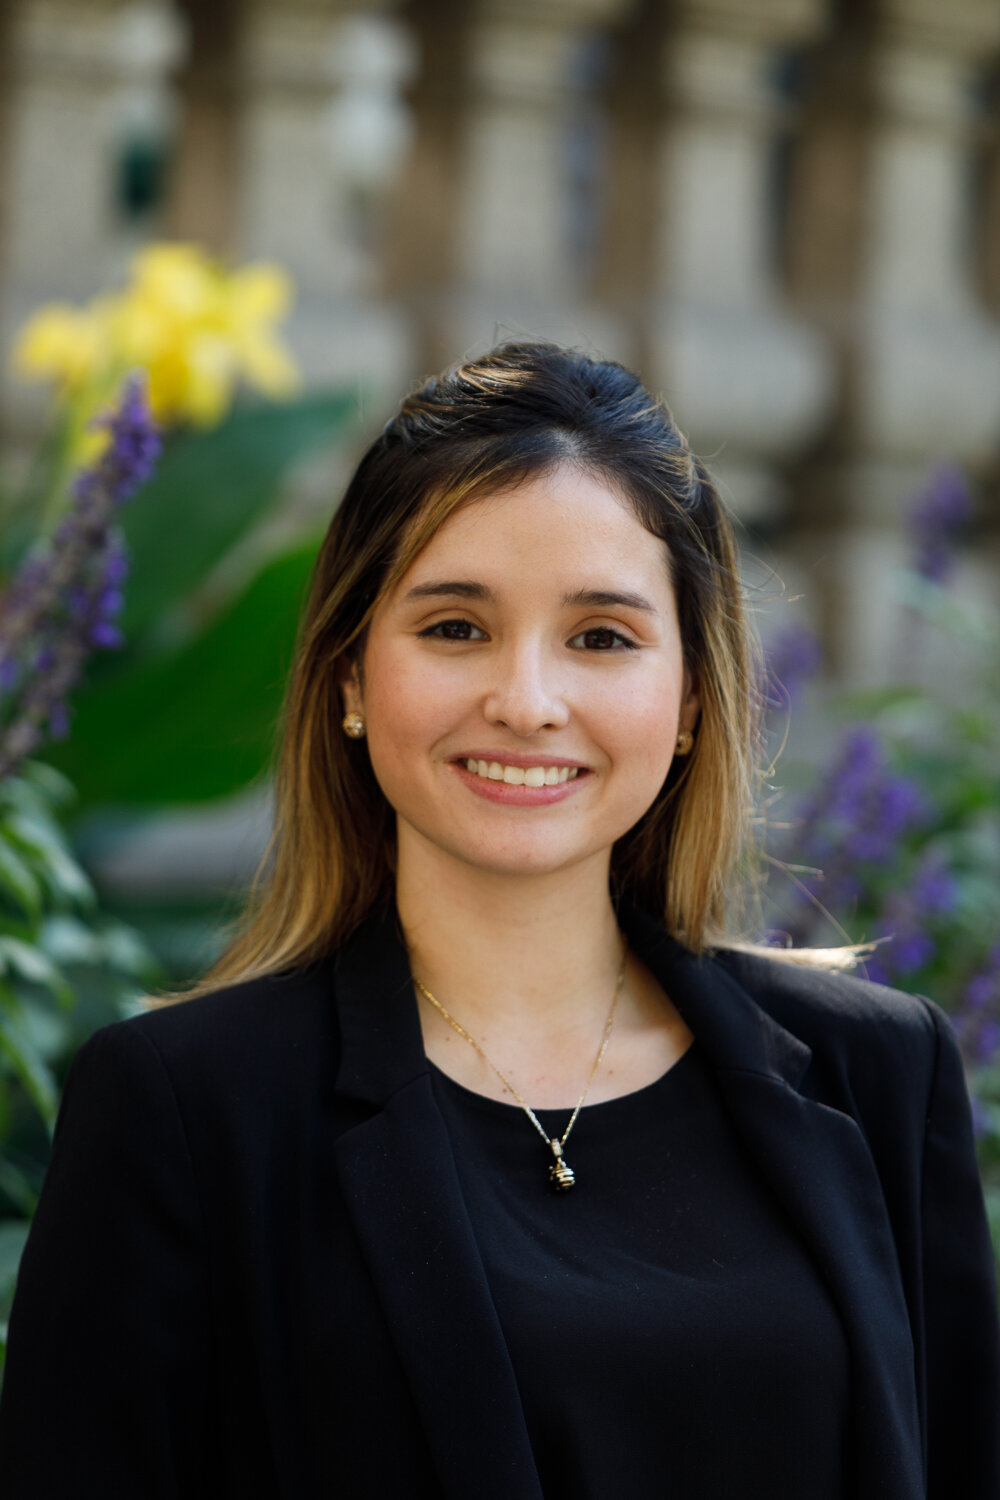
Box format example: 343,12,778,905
69,956,343,1114
712,944,950,1109
713,943,937,1037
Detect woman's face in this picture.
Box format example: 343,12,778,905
341,463,700,886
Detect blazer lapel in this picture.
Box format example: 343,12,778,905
619,903,924,1500
331,907,545,1500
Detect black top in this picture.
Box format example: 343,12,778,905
431,1040,852,1500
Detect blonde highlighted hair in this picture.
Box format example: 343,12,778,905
153,341,842,1006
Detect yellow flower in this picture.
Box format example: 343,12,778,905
226,264,300,401
11,304,106,390
119,245,301,424
10,242,302,431
130,242,220,319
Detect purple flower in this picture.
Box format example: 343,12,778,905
763,625,822,708
48,702,70,740
781,723,932,949
890,930,935,974
976,1022,1000,1068
0,373,160,779
953,949,1000,1070
88,620,124,650
911,855,958,916
798,726,925,869
967,972,998,1013
98,586,125,618
907,463,971,584
863,956,892,988
971,1097,992,1142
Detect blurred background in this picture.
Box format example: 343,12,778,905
0,0,999,1309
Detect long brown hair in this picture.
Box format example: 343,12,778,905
154,341,783,1005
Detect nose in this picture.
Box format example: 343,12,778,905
481,641,570,737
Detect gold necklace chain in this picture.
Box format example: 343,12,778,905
413,945,627,1192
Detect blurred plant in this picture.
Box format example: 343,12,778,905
907,463,972,585
0,376,160,774
761,621,823,712
0,377,166,1369
762,465,1000,1252
0,246,355,1371
3,244,355,814
0,760,164,1362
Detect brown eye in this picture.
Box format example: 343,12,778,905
419,619,488,641
569,627,638,651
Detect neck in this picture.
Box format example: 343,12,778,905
396,840,623,1044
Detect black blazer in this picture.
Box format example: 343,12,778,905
0,901,997,1499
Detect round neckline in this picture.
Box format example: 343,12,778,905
427,1039,699,1123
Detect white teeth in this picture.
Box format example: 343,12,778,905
462,759,582,785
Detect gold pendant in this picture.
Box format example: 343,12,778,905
548,1138,575,1191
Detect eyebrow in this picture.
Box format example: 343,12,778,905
402,581,657,613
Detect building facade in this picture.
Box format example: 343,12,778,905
1,0,998,693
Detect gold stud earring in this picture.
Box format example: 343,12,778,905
342,711,366,740
675,730,694,756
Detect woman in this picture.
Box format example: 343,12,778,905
0,341,996,1499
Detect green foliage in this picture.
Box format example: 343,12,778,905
44,537,321,804
40,390,356,808
0,762,163,1365
115,392,353,644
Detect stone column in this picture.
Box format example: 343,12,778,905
437,0,632,365
0,0,16,277
833,0,1000,683
975,57,1000,316
379,0,470,371
591,0,667,351
647,0,835,526
162,0,244,254
237,0,415,394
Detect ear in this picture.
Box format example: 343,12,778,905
336,654,363,717
679,668,701,734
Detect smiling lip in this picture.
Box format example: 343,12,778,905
451,758,591,806
453,751,588,770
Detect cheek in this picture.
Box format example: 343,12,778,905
600,668,685,771
361,649,462,764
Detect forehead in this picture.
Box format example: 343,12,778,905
396,465,673,598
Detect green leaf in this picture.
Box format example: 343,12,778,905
96,920,161,980
0,1221,30,1302
0,937,72,1006
0,913,35,946
47,538,319,806
1,812,95,908
0,839,41,921
17,760,77,810
36,914,104,967
0,1161,40,1218
117,391,355,643
0,1009,59,1132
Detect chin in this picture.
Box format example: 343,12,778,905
447,833,610,882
